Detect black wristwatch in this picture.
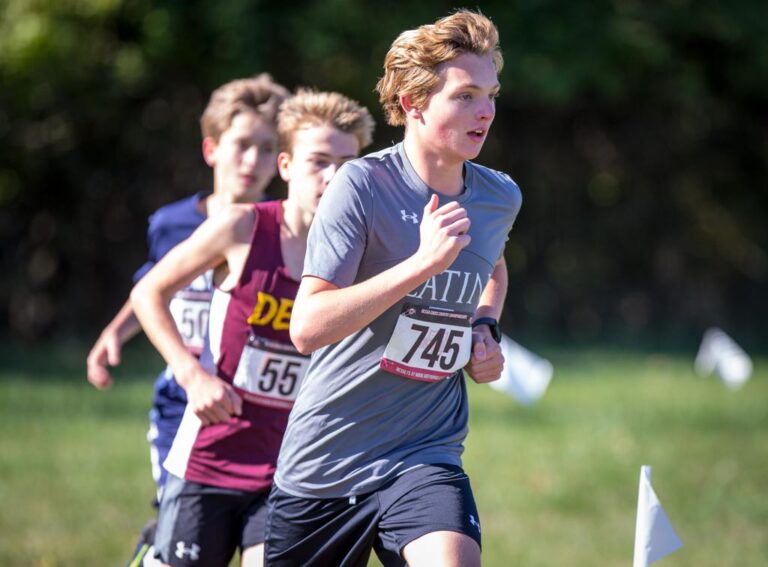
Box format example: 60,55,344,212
471,317,501,343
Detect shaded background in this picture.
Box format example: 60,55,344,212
2,0,766,348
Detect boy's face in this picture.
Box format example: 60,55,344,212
204,111,277,203
411,52,499,163
278,124,360,216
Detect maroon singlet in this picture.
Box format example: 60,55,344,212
164,200,307,492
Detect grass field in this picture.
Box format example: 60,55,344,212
1,339,766,566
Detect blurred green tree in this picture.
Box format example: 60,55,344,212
1,0,766,346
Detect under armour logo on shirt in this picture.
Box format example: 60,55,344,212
175,541,201,561
469,514,481,533
400,210,419,224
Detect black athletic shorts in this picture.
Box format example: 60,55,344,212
154,473,269,566
265,464,481,567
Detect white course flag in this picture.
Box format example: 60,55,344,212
489,334,553,405
694,327,753,390
633,466,683,567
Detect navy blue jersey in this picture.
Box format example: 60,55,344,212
133,192,208,283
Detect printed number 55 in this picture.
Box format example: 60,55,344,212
259,358,301,395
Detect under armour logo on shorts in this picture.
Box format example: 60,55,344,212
469,514,481,533
175,541,201,561
400,210,419,224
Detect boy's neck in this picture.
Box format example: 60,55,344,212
403,135,465,197
281,197,312,240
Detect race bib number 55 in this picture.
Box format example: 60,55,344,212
380,304,472,382
233,336,309,410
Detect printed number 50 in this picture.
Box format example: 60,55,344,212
181,307,208,340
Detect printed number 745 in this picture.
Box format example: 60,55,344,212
402,324,463,370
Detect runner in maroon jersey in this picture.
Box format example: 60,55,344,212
130,89,374,567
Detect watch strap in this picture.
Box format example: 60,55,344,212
471,317,501,343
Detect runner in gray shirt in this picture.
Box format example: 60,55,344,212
267,11,521,567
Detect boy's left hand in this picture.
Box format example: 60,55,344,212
464,326,504,384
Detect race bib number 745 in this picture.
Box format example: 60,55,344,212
380,304,472,382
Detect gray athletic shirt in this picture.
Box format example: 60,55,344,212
274,143,522,498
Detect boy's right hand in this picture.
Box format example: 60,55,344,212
86,331,121,390
415,194,471,276
183,367,243,426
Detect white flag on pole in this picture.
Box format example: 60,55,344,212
694,327,752,390
633,466,683,567
489,334,553,405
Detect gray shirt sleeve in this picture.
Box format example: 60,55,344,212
303,163,372,288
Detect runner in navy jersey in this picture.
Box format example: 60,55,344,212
131,89,374,567
85,74,288,565
266,12,519,567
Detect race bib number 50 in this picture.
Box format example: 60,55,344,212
380,304,472,382
169,293,211,355
233,336,309,410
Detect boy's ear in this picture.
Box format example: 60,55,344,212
277,151,292,183
202,137,217,167
400,94,422,120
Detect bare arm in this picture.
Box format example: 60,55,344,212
290,195,471,354
86,300,143,389
130,206,255,424
474,255,508,321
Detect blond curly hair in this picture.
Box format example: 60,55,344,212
277,89,375,153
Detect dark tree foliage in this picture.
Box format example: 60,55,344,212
1,0,766,347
